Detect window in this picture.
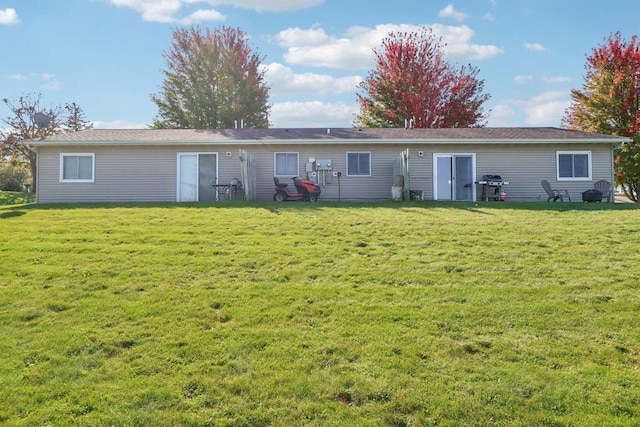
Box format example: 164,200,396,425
60,153,95,182
347,152,371,176
557,151,591,180
274,152,298,176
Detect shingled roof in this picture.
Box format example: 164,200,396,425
29,127,629,146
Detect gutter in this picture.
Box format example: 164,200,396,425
614,139,629,149
26,137,633,147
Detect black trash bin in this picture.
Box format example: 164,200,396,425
582,189,602,202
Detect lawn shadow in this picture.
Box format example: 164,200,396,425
0,210,26,219
13,199,640,213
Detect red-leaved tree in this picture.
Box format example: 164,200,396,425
355,28,490,128
562,32,640,201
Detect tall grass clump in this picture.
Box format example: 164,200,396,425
0,191,34,206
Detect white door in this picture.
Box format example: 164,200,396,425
434,154,475,201
177,153,218,201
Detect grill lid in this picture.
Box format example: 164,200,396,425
482,174,504,186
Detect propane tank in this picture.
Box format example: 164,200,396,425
500,191,507,201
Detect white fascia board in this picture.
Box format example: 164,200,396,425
26,137,631,147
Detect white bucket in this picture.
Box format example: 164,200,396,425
391,186,403,201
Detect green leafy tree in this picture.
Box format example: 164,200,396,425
562,32,640,201
1,93,92,192
152,25,270,129
356,27,490,128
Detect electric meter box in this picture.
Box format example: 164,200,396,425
315,159,333,171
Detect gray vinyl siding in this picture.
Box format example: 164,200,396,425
469,143,614,202
37,146,177,203
36,145,251,203
35,141,615,203
248,144,400,201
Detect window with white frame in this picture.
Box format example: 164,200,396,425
557,151,591,180
60,153,95,182
347,152,371,176
274,152,299,176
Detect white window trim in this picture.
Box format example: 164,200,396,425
274,152,299,177
556,150,592,181
59,153,95,183
346,151,372,177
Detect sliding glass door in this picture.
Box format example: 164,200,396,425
434,154,475,201
177,153,218,202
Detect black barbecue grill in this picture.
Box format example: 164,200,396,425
475,175,508,201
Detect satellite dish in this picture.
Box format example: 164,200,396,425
34,112,51,128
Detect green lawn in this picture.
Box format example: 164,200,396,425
1,201,639,426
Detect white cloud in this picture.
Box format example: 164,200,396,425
35,73,62,90
489,90,571,127
7,74,26,81
514,74,533,84
264,62,362,96
512,75,571,86
438,5,468,22
94,120,149,129
194,0,324,12
524,42,545,51
179,9,225,24
0,8,19,25
275,26,331,48
270,101,357,128
41,80,62,90
486,104,516,126
3,72,62,88
523,90,571,125
542,76,571,84
109,0,225,23
109,0,321,22
277,23,504,70
110,0,182,23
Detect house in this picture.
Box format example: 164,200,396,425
27,127,630,203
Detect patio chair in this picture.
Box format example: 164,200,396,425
541,180,571,202
593,180,613,202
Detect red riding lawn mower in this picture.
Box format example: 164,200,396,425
273,177,321,202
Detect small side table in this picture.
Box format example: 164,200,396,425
213,184,230,201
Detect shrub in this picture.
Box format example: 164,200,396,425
0,163,29,192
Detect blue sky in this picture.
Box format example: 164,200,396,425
1,0,639,129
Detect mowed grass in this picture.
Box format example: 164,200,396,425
1,201,639,426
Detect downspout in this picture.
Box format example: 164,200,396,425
23,142,38,203
403,148,410,201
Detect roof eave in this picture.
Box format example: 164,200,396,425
26,137,631,147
